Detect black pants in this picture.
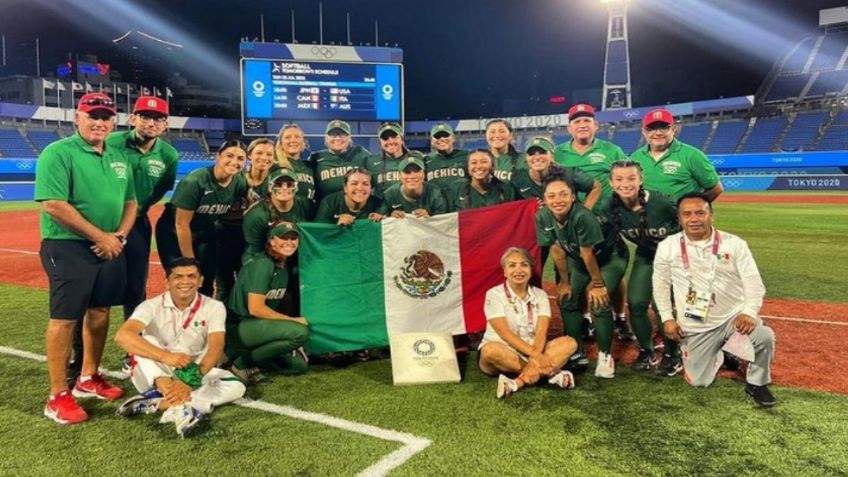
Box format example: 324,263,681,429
215,222,246,304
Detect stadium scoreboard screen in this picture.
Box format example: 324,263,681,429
241,57,403,136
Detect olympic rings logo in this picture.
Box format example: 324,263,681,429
723,178,743,188
311,46,337,58
16,161,34,170
711,157,725,165
623,110,640,119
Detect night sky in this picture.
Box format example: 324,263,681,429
1,0,846,119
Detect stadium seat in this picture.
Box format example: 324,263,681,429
0,128,37,157
611,129,642,155
780,112,828,151
706,120,747,154
740,117,787,153
815,111,848,151
677,123,711,150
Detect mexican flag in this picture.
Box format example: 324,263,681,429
298,199,540,354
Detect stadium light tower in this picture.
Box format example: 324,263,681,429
600,0,633,110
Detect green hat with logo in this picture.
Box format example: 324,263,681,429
430,122,454,138
378,122,404,139
325,119,352,135
268,221,299,240
399,155,425,172
524,136,555,154
268,168,298,184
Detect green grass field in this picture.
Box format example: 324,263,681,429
1,194,847,476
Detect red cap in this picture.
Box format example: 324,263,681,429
77,93,116,116
133,96,169,117
568,104,596,120
642,108,674,128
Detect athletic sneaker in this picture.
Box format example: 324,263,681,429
629,349,659,371
120,355,133,378
165,403,206,438
496,374,518,399
116,388,163,417
72,373,124,401
548,370,576,390
230,365,265,385
595,352,615,378
745,383,777,408
654,355,684,377
614,318,636,342
44,391,88,425
565,352,589,372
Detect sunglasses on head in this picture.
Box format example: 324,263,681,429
83,98,114,107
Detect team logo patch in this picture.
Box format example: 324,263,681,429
110,161,128,179
394,250,453,299
588,152,606,164
661,160,681,174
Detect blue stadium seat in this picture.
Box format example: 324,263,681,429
740,117,787,153
706,120,747,154
780,112,828,151
27,130,61,153
612,129,642,155
677,123,710,150
816,111,848,151
0,128,37,157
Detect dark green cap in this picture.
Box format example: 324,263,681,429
326,119,352,135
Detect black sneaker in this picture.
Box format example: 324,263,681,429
746,384,776,407
614,319,636,342
629,349,659,371
565,351,589,372
654,354,683,377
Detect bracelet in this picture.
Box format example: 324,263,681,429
590,280,606,289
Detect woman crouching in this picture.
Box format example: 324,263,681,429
478,247,578,398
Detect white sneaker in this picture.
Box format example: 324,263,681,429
496,374,518,399
548,370,576,390
166,403,205,438
595,352,615,379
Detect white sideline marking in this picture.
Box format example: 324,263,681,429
761,315,848,326
0,247,162,265
0,345,431,476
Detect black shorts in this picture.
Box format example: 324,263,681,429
39,240,127,320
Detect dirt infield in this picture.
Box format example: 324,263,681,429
717,194,848,204
2,201,846,394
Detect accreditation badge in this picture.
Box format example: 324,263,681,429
683,287,713,322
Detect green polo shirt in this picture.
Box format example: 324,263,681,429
228,253,289,319
535,203,616,263
314,191,382,223
452,178,517,211
106,130,178,214
554,138,626,200
35,133,136,241
310,145,370,200
510,166,596,200
493,151,527,183
379,182,448,216
630,139,721,201
596,190,680,257
242,197,313,259
424,149,469,204
365,150,411,199
169,166,248,236
267,160,316,204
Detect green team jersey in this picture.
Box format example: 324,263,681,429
510,166,595,200
424,149,469,203
310,145,370,199
267,161,316,204
452,178,517,211
379,182,448,216
35,133,136,241
536,203,617,263
630,139,721,201
314,191,382,223
168,166,248,236
242,197,313,259
228,253,290,319
596,190,680,257
106,130,178,215
493,151,527,183
554,138,626,201
365,150,412,199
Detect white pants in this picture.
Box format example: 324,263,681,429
681,315,775,387
130,336,246,414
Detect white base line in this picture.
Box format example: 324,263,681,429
0,345,431,476
761,315,848,326
0,247,162,266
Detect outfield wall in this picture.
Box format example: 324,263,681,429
1,151,847,200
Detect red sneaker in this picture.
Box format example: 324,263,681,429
44,391,88,425
72,373,124,401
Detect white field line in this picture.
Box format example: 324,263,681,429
761,315,848,326
0,345,431,476
0,247,162,265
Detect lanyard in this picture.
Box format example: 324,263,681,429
503,282,535,327
180,294,204,329
680,229,721,292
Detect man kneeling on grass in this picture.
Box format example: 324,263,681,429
114,257,246,437
478,247,578,398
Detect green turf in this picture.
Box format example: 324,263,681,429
0,200,38,211
1,284,847,476
543,201,848,303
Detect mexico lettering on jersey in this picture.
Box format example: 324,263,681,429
266,287,287,300
427,168,466,181
195,203,232,215
619,227,670,240
320,166,355,182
